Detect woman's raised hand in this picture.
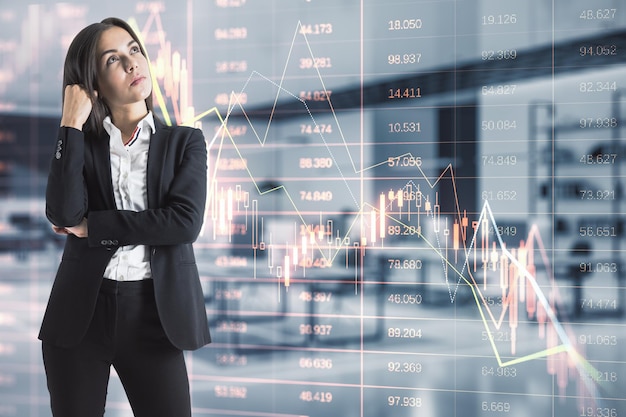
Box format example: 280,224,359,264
60,85,97,131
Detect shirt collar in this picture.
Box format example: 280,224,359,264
103,111,156,136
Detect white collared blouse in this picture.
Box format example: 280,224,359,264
101,112,155,281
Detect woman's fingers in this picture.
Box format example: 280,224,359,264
60,85,94,130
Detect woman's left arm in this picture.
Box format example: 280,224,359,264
86,128,208,247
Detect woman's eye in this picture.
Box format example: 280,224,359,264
106,56,119,65
131,45,140,54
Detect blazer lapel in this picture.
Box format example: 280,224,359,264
147,120,171,209
90,130,116,209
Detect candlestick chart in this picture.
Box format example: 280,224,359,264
158,15,623,416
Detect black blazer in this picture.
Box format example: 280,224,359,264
40,118,211,350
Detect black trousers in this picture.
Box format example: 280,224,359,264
42,278,192,417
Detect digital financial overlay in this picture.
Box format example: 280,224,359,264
0,1,624,416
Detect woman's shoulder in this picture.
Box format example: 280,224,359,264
155,117,203,138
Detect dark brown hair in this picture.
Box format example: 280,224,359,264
62,17,154,134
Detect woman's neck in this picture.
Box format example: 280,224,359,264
110,104,149,142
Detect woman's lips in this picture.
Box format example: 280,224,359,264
131,76,146,87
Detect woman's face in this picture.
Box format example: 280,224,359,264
96,26,152,111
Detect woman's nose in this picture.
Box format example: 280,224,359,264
125,57,138,72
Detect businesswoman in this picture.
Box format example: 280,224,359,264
40,17,211,416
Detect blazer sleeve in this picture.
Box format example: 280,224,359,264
45,127,88,228
86,127,207,247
